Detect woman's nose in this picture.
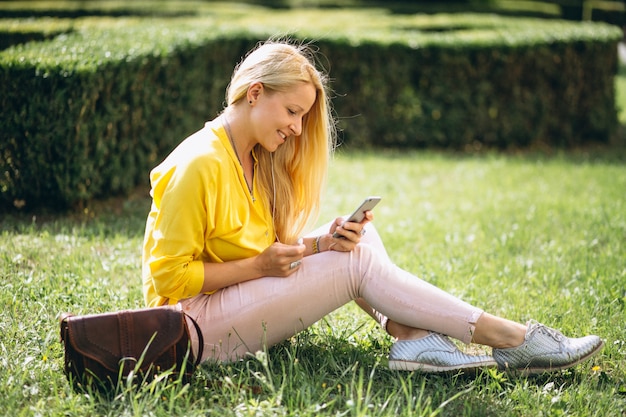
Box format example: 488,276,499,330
290,119,302,136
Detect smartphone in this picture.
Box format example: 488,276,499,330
332,196,381,238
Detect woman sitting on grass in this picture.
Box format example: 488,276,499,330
142,38,603,374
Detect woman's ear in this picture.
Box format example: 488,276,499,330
247,82,264,105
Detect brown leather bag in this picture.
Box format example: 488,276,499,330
60,307,204,392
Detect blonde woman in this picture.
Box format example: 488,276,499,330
142,40,603,374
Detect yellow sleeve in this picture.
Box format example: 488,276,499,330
143,152,216,305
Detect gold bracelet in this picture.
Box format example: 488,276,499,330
313,235,321,254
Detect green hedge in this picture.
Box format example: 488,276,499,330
325,32,619,149
0,19,260,211
0,18,75,50
0,0,199,18
0,5,622,211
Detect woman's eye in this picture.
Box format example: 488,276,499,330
288,109,296,115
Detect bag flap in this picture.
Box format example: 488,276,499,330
63,307,186,372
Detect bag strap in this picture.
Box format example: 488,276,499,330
184,313,204,366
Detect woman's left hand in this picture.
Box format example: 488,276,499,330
326,210,373,252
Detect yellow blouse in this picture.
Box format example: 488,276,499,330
142,119,275,306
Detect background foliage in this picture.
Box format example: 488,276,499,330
0,2,623,211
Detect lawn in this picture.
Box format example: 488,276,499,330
1,4,625,414
1,146,625,416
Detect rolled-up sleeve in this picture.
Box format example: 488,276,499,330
142,153,216,306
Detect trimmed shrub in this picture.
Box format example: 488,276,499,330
322,30,619,149
0,17,78,50
0,1,198,19
0,6,622,211
0,20,258,210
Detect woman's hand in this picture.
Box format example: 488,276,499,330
326,210,373,252
254,241,306,277
201,240,305,293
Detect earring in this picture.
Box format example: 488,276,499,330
249,100,253,105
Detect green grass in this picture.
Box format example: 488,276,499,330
2,11,625,415
1,148,625,416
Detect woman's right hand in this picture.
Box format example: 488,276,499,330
255,241,306,277
326,210,373,252
201,241,305,293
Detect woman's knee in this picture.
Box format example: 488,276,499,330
351,243,390,282
359,223,390,260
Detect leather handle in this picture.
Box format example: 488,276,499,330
184,314,204,366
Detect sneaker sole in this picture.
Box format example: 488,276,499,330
388,359,498,373
504,340,605,376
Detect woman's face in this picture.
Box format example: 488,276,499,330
250,82,317,152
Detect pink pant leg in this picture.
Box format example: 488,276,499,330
181,223,482,363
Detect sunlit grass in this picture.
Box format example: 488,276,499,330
1,148,625,416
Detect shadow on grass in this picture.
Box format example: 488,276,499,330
0,186,152,238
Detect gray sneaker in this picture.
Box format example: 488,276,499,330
493,320,604,375
388,332,497,373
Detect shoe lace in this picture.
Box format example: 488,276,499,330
527,320,564,342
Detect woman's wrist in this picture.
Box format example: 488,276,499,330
318,234,332,252
312,235,321,254
306,234,332,255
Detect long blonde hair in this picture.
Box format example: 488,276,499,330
226,40,336,243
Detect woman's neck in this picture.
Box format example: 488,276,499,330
222,108,255,159
222,110,255,199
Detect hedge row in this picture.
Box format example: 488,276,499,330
0,17,75,50
0,5,622,211
328,32,620,149
0,0,199,19
1,19,259,211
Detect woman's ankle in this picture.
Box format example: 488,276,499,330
473,313,526,348
387,320,430,340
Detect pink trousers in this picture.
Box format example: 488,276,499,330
180,222,483,363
